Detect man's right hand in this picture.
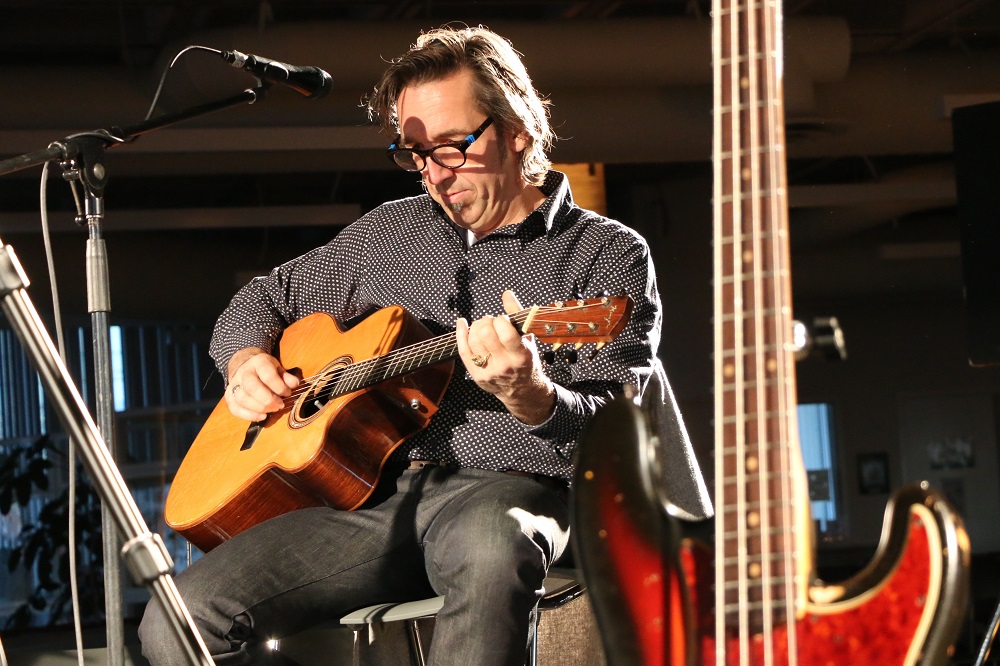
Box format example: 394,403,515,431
225,348,300,422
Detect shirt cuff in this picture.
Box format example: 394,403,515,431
524,383,592,448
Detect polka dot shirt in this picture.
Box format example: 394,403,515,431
209,171,663,481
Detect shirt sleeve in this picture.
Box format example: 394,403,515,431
525,222,663,459
208,219,373,380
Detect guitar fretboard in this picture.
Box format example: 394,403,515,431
712,0,807,653
283,297,630,407
328,333,460,396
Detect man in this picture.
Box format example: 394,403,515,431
140,25,703,665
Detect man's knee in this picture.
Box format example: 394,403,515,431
138,585,225,663
430,480,569,591
138,597,175,663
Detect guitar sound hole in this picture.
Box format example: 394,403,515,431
288,357,351,429
299,386,328,412
299,382,329,419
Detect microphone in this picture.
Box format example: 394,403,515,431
220,49,332,100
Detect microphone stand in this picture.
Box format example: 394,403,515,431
0,86,264,665
0,239,214,664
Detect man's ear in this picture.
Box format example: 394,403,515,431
510,131,528,154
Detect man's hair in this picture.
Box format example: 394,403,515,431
367,25,554,186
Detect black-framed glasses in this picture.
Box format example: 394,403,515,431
387,117,494,172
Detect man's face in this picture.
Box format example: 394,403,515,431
396,69,529,238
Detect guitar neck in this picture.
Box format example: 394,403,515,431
331,330,461,397
712,0,811,640
323,297,631,398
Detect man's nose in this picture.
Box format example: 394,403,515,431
423,159,454,185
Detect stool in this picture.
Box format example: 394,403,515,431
341,567,583,666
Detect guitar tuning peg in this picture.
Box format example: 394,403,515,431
588,342,606,361
565,348,578,364
542,350,556,365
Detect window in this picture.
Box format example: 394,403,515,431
0,320,215,626
798,402,841,536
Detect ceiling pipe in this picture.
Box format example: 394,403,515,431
789,161,958,245
158,17,850,118
0,18,850,129
4,19,1000,179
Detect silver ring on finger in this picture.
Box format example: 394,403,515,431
231,384,242,395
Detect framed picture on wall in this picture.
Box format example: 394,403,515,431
898,392,1000,553
858,452,890,495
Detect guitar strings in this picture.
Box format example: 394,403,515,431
278,304,601,404
263,302,616,409
271,308,532,406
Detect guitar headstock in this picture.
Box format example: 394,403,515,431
515,295,634,349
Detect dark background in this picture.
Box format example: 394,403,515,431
2,0,1000,659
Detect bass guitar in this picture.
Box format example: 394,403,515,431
571,0,970,663
166,296,633,553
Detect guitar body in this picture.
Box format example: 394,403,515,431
167,295,633,553
574,398,970,666
681,489,968,665
165,306,454,552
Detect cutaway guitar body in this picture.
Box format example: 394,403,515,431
167,296,634,552
165,307,453,552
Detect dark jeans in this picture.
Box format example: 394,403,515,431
139,465,570,665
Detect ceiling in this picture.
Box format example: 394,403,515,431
1,0,999,315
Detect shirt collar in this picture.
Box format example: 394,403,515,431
532,170,573,236
428,169,575,241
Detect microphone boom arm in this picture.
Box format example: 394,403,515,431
0,87,262,180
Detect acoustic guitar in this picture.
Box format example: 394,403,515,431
166,296,633,552
571,0,970,663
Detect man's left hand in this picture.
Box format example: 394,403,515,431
456,289,556,425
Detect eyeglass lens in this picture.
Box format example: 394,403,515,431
392,145,469,171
